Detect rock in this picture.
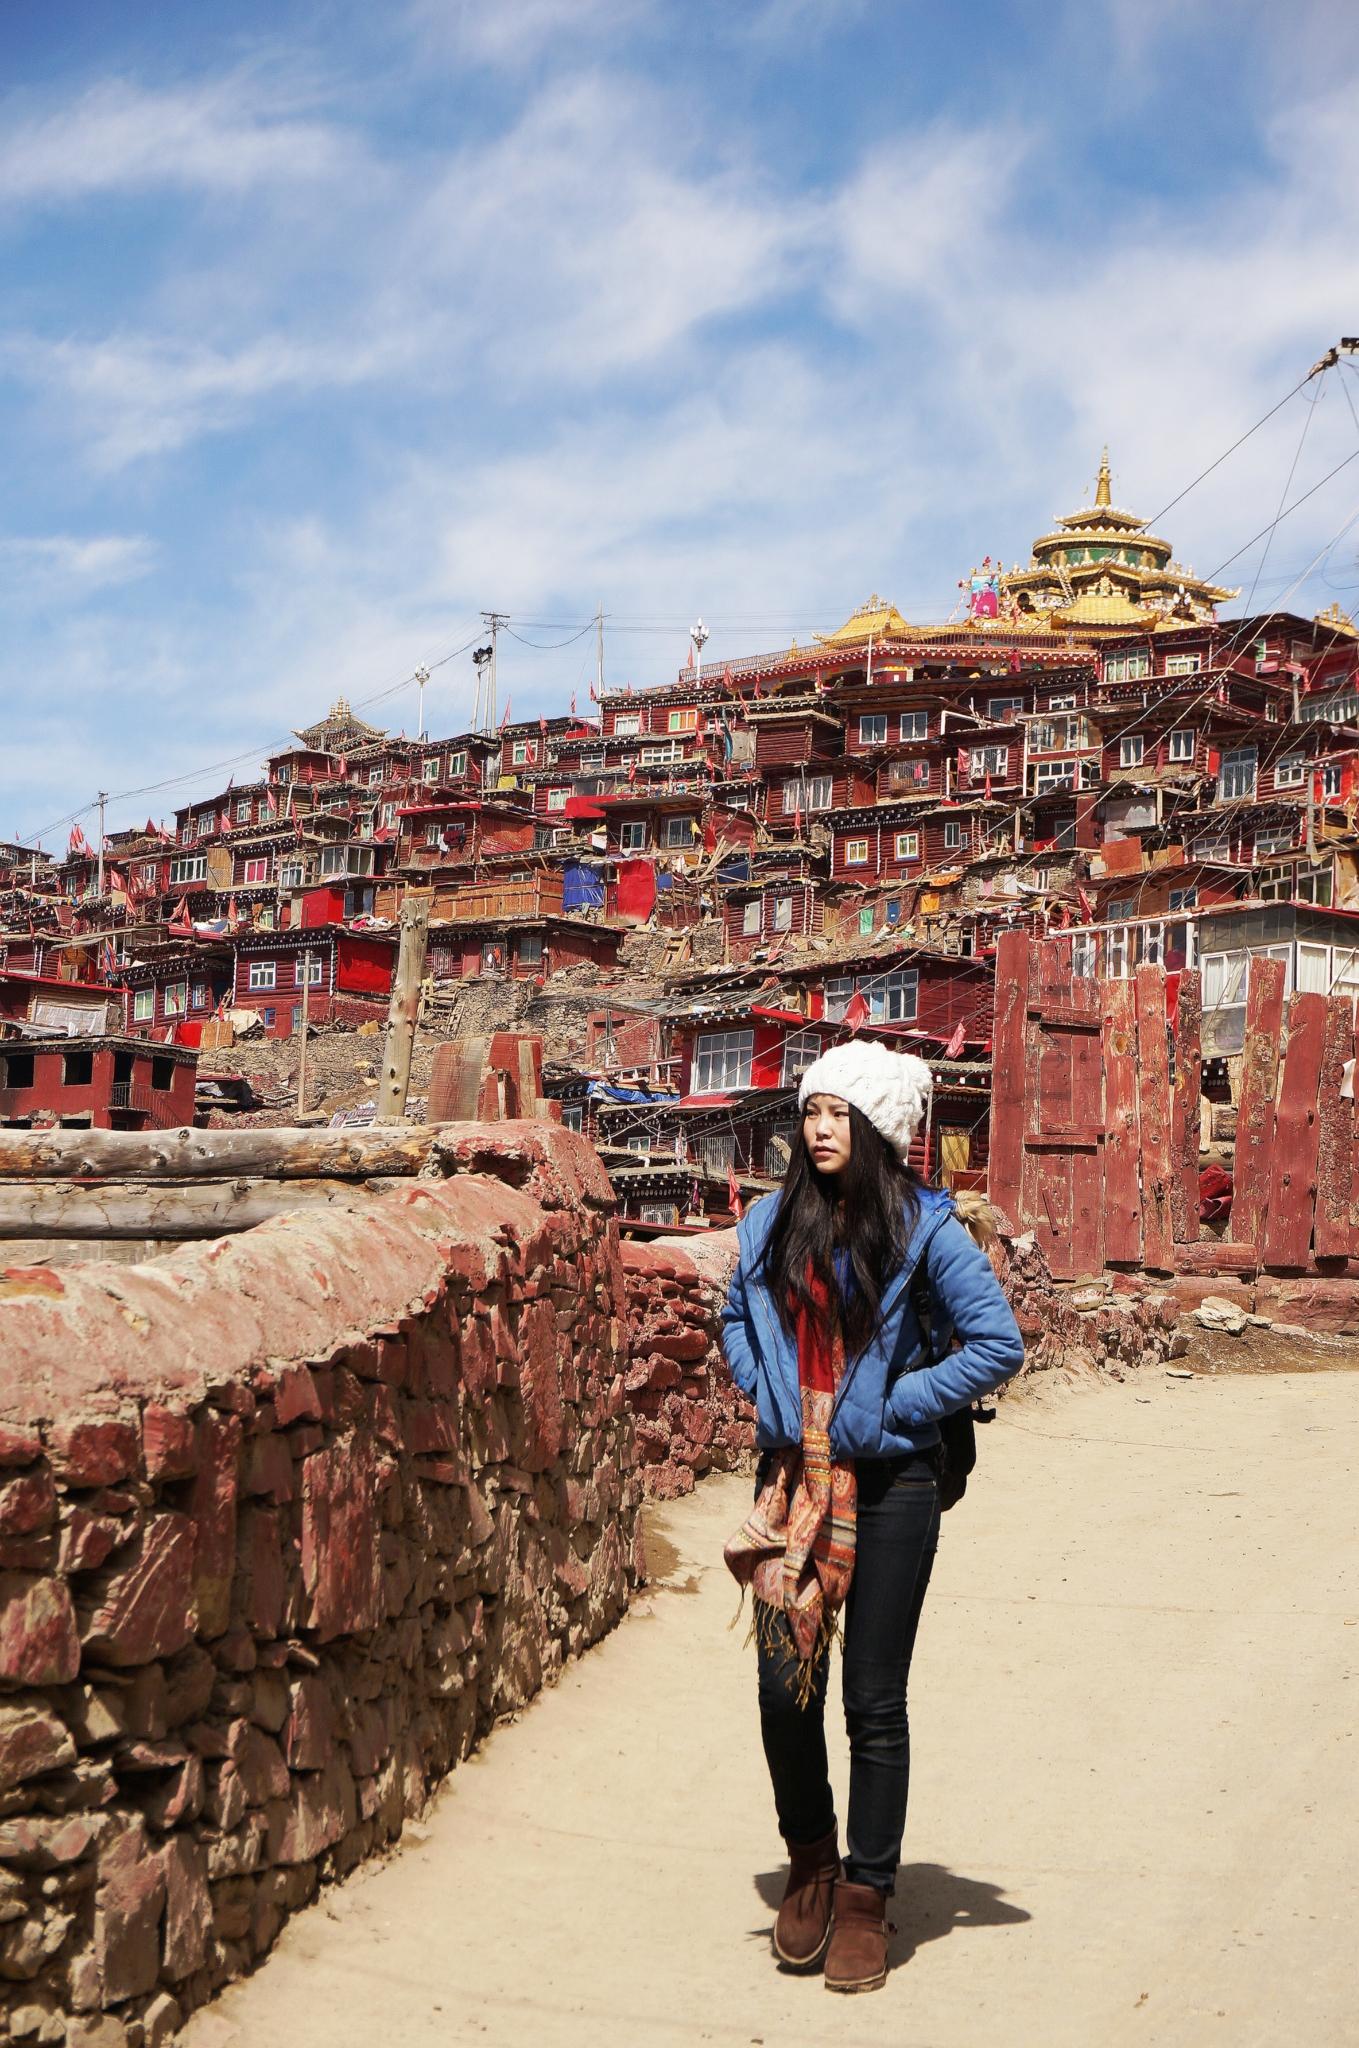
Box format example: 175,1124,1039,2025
1196,1295,1248,1335
49,1420,138,1489
141,1407,198,1482
143,1990,183,2047
0,1701,77,1794
79,1516,197,1668
160,1833,210,1980
517,1299,563,1471
0,1573,81,1686
189,1413,242,1642
94,1819,168,2003
67,2019,129,2048
267,1754,356,1865
9,1984,67,2041
0,1468,57,1537
300,1436,382,1643
283,1676,335,1771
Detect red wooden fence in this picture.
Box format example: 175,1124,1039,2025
987,941,1352,1279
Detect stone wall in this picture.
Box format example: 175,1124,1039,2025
0,1124,639,2047
618,1234,753,1501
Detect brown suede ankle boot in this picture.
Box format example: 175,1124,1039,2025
772,1826,841,1968
823,1878,889,1992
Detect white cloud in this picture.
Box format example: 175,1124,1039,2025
0,532,154,596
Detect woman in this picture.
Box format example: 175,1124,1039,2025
721,1039,1023,1995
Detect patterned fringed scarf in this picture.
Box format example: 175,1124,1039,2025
723,1268,857,1700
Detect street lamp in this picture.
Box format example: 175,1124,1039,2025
415,665,430,742
691,617,709,674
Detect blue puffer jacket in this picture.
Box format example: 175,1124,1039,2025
720,1185,1024,1460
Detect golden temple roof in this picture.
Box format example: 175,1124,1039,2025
816,595,912,645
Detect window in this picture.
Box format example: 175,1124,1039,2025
320,845,375,876
944,820,967,850
742,901,760,935
1105,652,1150,683
1193,835,1232,863
546,788,569,812
614,714,641,737
1254,641,1273,671
844,837,870,865
368,768,382,786
781,1029,820,1085
773,896,792,932
262,1008,276,1026
697,1132,737,1176
163,983,187,1017
295,955,324,987
1073,932,1098,978
640,1202,679,1226
168,855,207,885
518,933,543,964
1219,748,1257,800
641,741,683,766
859,715,887,745
862,969,919,1023
1297,867,1332,906
191,983,207,1010
1254,827,1294,858
664,816,692,848
1048,693,1077,712
619,820,648,852
1273,753,1305,788
1169,729,1196,762
133,989,154,1022
668,709,697,733
561,1104,584,1135
242,857,270,885
139,862,159,886
511,741,537,765
248,961,277,992
1120,736,1144,768
1256,863,1294,902
1035,760,1076,791
279,861,305,888
449,751,468,777
1106,898,1134,922
824,977,855,1022
1303,689,1359,727
780,776,833,812
988,696,1023,720
900,759,931,790
694,1029,754,1092
381,803,398,827
895,831,920,861
969,746,1008,781
235,799,251,824
423,758,440,783
62,1049,93,1088
626,1134,651,1156
899,712,929,741
1165,653,1201,676
1322,762,1342,797
421,823,440,848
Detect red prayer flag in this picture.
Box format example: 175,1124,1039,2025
727,1164,743,1220
944,1020,966,1058
844,990,870,1030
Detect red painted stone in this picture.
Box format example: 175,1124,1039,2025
232,1724,290,1807
49,1419,138,1488
0,1701,76,1794
79,1515,197,1667
267,1753,356,1865
0,1465,56,1535
189,1412,241,1641
300,1433,383,1643
0,1426,41,1468
405,1401,455,1455
0,1571,80,1684
274,1364,322,1426
141,1407,198,1482
161,1834,210,1979
517,1299,562,1473
283,1674,335,1770
245,1432,294,1504
459,1316,495,1398
94,1819,168,2002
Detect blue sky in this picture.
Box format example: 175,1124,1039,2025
3,0,1359,845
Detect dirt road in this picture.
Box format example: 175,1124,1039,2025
185,1369,1359,2048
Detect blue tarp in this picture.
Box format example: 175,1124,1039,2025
563,861,605,912
587,1082,679,1104
716,857,750,882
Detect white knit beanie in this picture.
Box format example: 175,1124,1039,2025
796,1040,932,1162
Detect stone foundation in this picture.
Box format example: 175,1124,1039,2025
618,1234,754,1500
0,1125,640,2045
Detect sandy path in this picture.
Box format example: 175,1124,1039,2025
185,1369,1359,2048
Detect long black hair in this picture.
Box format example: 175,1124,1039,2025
759,1103,921,1358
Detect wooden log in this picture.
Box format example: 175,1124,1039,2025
376,891,432,1124
1135,966,1174,1272
1262,991,1328,1271
0,1176,406,1240
1169,970,1202,1244
1102,978,1142,1264
1174,1241,1259,1276
0,1124,454,1182
985,929,1027,1229
1313,994,1355,1259
1231,955,1286,1247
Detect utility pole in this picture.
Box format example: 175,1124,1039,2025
473,645,491,731
597,602,604,701
297,947,312,1115
375,891,432,1121
480,613,509,732
97,793,107,898
415,665,430,741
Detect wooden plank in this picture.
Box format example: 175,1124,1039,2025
1315,994,1356,1258
0,1176,397,1239
1102,978,1142,1265
1170,969,1202,1244
1231,955,1286,1246
376,891,432,1122
1135,966,1174,1271
1068,968,1105,1278
0,1124,451,1181
986,929,1028,1228
1175,1241,1259,1276
1262,991,1328,1270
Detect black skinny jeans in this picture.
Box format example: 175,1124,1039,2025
756,1453,940,1893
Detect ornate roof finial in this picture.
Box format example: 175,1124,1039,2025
1095,447,1111,508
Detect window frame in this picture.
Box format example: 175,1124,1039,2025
693,1028,754,1093
895,830,920,862
248,960,277,993
844,836,870,866
859,714,887,746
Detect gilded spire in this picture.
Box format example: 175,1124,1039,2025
1095,448,1111,508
